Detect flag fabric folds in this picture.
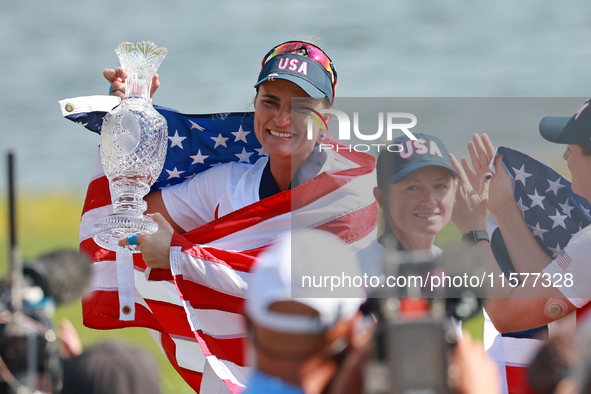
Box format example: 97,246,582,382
64,101,263,192
63,96,378,393
488,147,591,275
485,146,591,394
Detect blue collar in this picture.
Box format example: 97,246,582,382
241,370,306,394
259,147,327,200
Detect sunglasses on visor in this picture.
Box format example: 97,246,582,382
261,41,338,97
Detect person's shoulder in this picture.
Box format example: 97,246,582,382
193,157,266,184
356,239,385,277
432,244,443,257
574,223,591,237
207,160,253,174
357,239,384,256
565,223,591,249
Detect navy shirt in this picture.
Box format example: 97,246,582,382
259,147,327,200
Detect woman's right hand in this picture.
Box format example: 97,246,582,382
117,213,174,270
103,67,160,99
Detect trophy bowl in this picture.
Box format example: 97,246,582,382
92,41,168,253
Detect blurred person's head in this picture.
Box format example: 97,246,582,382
527,332,577,394
568,320,591,394
375,133,459,251
245,229,365,394
61,341,160,394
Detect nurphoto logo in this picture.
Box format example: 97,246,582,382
306,109,418,153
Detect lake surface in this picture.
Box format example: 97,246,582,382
1,0,591,194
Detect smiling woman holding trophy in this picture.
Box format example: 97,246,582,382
62,40,378,393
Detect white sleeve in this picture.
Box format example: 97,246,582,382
161,162,249,232
543,226,591,308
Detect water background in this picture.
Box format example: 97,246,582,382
2,0,591,194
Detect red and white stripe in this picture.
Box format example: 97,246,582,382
484,301,591,394
79,137,377,393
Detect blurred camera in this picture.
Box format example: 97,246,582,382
0,250,91,394
366,237,489,394
0,263,61,394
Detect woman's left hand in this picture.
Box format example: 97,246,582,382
118,213,174,269
450,134,496,234
465,133,496,189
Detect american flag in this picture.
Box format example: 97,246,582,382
65,103,265,191
484,146,591,394
556,252,573,271
63,97,378,393
489,147,591,274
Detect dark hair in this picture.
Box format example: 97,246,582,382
254,87,331,109
61,341,161,394
579,144,591,156
527,333,576,394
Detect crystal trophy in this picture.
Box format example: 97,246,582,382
92,41,168,253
